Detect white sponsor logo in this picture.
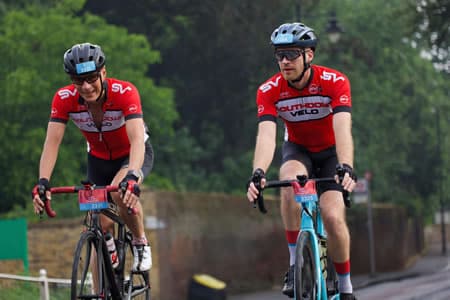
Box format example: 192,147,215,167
308,84,320,94
320,71,345,83
69,111,125,132
258,105,264,114
259,76,281,93
112,83,132,94
51,108,57,116
276,96,332,122
129,104,138,113
339,95,350,104
280,91,290,98
58,89,77,99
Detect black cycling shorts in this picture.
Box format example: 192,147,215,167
281,141,341,195
87,140,154,186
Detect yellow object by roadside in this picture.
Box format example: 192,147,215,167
192,274,226,290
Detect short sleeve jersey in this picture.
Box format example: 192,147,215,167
256,65,352,152
50,78,148,160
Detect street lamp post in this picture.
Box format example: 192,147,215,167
436,109,447,255
325,11,344,44
294,1,344,44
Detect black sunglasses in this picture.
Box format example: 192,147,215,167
274,49,304,62
71,72,100,85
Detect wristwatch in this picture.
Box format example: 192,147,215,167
126,169,143,182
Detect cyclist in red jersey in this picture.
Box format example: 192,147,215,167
32,43,153,272
246,23,357,300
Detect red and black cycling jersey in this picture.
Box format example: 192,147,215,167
256,64,352,153
50,78,149,160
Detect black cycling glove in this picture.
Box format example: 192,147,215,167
336,163,357,182
246,168,265,191
32,178,50,199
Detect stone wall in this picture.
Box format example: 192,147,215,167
0,189,426,300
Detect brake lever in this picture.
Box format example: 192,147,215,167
336,165,352,208
252,176,267,214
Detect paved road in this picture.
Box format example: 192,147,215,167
230,242,450,300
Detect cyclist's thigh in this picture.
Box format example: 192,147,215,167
280,141,312,179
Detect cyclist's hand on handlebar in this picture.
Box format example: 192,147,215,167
246,168,266,203
335,163,357,192
31,178,51,215
119,171,141,209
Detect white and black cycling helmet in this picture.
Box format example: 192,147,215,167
271,23,318,50
63,43,106,75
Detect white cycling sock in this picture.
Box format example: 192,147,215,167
288,244,296,266
338,273,353,294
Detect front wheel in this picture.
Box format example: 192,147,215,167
71,231,111,300
294,231,318,300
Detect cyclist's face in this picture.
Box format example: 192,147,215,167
71,67,106,102
275,47,313,80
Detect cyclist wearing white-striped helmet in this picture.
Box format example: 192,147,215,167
247,22,357,300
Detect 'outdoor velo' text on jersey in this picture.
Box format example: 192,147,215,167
50,78,148,160
256,65,352,152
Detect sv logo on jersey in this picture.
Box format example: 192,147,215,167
259,76,281,93
112,83,132,94
320,71,344,83
58,89,77,99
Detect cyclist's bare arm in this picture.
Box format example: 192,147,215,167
33,122,66,213
125,118,146,173
247,120,277,202
121,117,146,208
333,112,356,192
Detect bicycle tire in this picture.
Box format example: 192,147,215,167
71,230,112,300
122,236,151,300
294,231,318,300
326,255,338,296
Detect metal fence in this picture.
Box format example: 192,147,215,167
0,269,91,300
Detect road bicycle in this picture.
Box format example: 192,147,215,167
253,170,352,300
38,180,151,300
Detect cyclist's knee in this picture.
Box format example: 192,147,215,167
279,160,307,180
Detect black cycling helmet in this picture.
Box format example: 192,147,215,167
63,43,106,75
271,23,318,49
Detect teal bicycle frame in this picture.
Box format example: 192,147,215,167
294,180,334,300
254,174,351,300
295,189,328,299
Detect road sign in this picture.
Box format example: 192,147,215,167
353,178,369,204
353,178,368,194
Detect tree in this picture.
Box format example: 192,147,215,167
413,0,449,73
328,0,449,217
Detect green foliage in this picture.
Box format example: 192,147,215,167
0,281,70,300
0,0,448,222
0,0,177,214
413,0,449,71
